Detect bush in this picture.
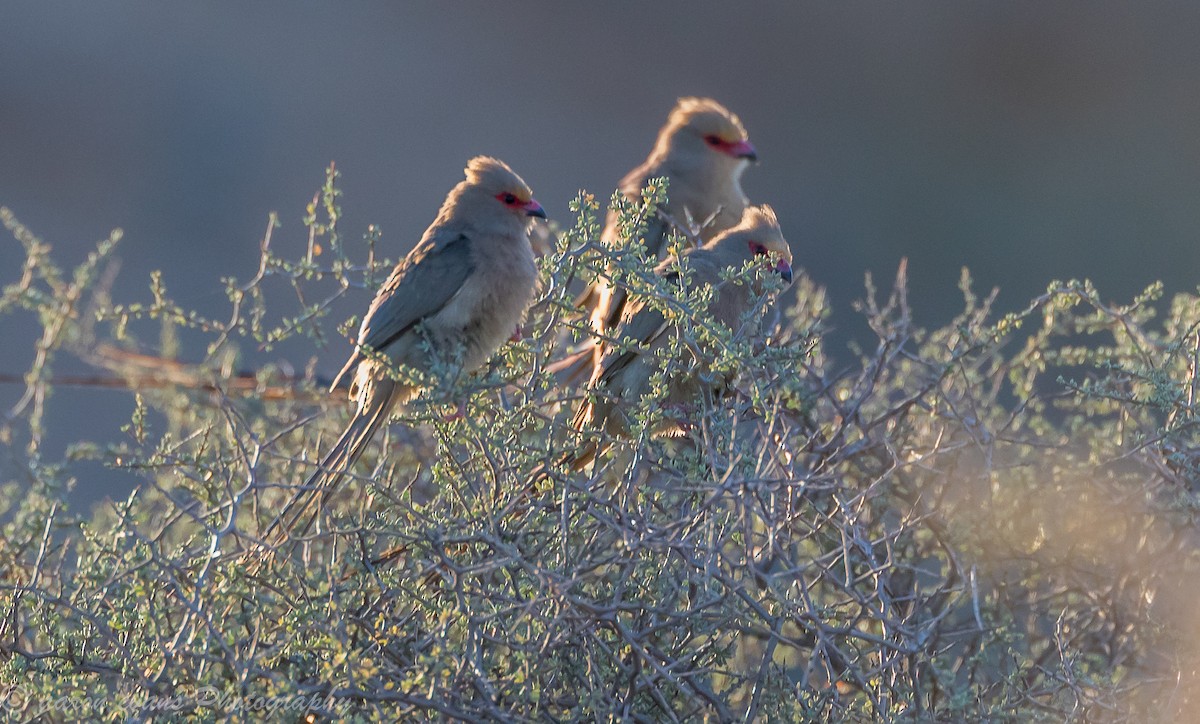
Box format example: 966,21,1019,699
2,169,1199,721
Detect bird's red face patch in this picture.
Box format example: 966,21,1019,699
497,192,546,218
748,240,792,283
705,135,757,160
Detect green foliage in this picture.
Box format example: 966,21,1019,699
2,173,1199,721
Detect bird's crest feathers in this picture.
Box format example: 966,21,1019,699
741,203,779,230
667,96,748,144
714,204,791,261
464,156,534,203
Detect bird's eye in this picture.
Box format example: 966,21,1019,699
504,193,517,204
748,241,767,256
704,135,723,147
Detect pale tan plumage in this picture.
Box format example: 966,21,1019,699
572,205,792,469
554,98,758,383
265,156,545,545
585,97,756,329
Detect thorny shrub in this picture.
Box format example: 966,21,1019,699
2,169,1199,722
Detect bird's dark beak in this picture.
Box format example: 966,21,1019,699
728,139,758,162
523,198,547,219
775,258,793,284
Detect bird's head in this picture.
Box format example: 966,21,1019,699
715,204,792,285
662,97,757,166
463,156,546,221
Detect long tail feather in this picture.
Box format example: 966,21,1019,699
568,440,599,472
262,379,401,551
566,392,610,471
545,345,596,386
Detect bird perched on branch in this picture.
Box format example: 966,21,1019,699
571,204,793,470
558,97,758,380
264,156,545,546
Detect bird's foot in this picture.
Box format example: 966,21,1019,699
509,325,524,343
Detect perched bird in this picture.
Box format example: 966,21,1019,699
265,156,546,545
586,98,756,327
557,97,758,381
572,204,792,469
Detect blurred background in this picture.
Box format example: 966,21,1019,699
4,3,1200,506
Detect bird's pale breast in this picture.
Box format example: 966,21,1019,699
427,234,537,372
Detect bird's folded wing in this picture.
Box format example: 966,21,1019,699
596,296,670,387
598,212,674,330
361,231,475,353
330,232,475,391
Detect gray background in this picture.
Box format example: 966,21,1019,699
4,3,1199,505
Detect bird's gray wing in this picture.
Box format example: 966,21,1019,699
331,230,474,389
595,270,678,386
596,207,673,331
360,231,474,350
576,163,669,318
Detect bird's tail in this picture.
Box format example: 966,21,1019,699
567,440,599,472
545,344,597,386
262,378,402,552
547,279,610,386
565,392,611,471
